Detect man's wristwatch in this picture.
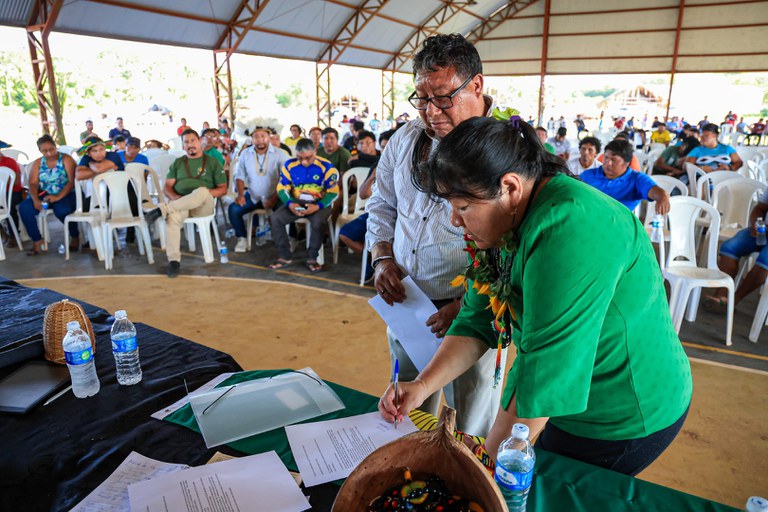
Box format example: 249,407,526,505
371,255,395,270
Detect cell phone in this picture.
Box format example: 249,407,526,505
295,206,306,212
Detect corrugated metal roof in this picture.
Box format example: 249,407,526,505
0,0,765,75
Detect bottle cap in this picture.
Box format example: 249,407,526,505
747,496,768,512
114,310,127,320
66,320,81,331
512,423,529,440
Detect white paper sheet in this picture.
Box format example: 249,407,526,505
150,372,235,420
70,452,188,512
128,451,310,512
368,276,440,372
286,411,418,487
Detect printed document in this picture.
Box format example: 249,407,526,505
71,451,188,511
128,451,310,512
368,276,439,371
286,411,418,487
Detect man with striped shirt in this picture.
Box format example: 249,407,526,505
365,34,502,437
269,138,339,273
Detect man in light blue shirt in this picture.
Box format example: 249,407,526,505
581,139,670,214
229,127,288,252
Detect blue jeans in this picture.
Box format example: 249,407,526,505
227,192,264,238
720,227,768,270
19,192,79,242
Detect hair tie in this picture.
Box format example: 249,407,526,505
508,115,522,130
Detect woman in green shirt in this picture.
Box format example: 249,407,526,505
379,116,692,475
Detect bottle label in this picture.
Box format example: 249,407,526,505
65,348,93,365
758,226,766,234
112,336,137,353
495,465,533,492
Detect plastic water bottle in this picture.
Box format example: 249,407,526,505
58,244,66,255
495,423,536,511
110,310,142,385
746,496,768,512
650,214,664,244
41,199,49,211
219,241,229,263
255,224,269,246
62,320,100,398
756,217,766,246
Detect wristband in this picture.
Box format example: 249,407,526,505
371,255,395,270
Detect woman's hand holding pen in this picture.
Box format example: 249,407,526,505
379,379,429,425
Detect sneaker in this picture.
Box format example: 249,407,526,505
167,261,180,278
234,237,247,253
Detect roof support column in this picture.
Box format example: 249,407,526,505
665,0,685,121
26,0,64,144
315,0,389,128
316,63,332,128
381,70,394,128
537,0,550,126
213,0,270,123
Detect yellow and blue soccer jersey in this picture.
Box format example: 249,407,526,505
277,156,339,208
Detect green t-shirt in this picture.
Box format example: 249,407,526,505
167,155,226,196
652,146,682,175
204,147,226,166
317,146,351,175
447,174,692,441
543,142,555,155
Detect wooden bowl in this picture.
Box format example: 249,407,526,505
332,406,508,511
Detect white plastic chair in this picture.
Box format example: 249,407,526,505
684,163,706,197
245,207,270,251
749,275,768,342
63,179,106,261
57,146,78,159
695,170,744,204
643,175,688,230
332,167,369,263
663,196,734,346
184,198,221,263
147,153,177,181
125,163,166,249
746,160,766,183
0,167,23,258
92,172,154,270
711,179,766,242
3,149,29,163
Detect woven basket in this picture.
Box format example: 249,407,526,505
333,406,508,511
43,299,95,364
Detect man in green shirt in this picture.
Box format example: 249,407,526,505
317,128,350,176
201,128,226,166
152,129,227,277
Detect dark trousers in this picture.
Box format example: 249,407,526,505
227,192,265,238
19,192,79,242
270,205,331,261
536,405,689,476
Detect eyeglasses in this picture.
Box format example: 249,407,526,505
408,74,475,111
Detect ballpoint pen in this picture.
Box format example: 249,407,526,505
393,359,399,429
43,385,72,407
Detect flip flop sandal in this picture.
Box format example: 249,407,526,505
269,259,293,270
703,295,728,314
306,261,323,273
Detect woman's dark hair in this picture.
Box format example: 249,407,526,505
412,33,482,80
604,139,634,164
36,134,55,148
413,116,569,201
579,136,601,153
290,124,303,134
